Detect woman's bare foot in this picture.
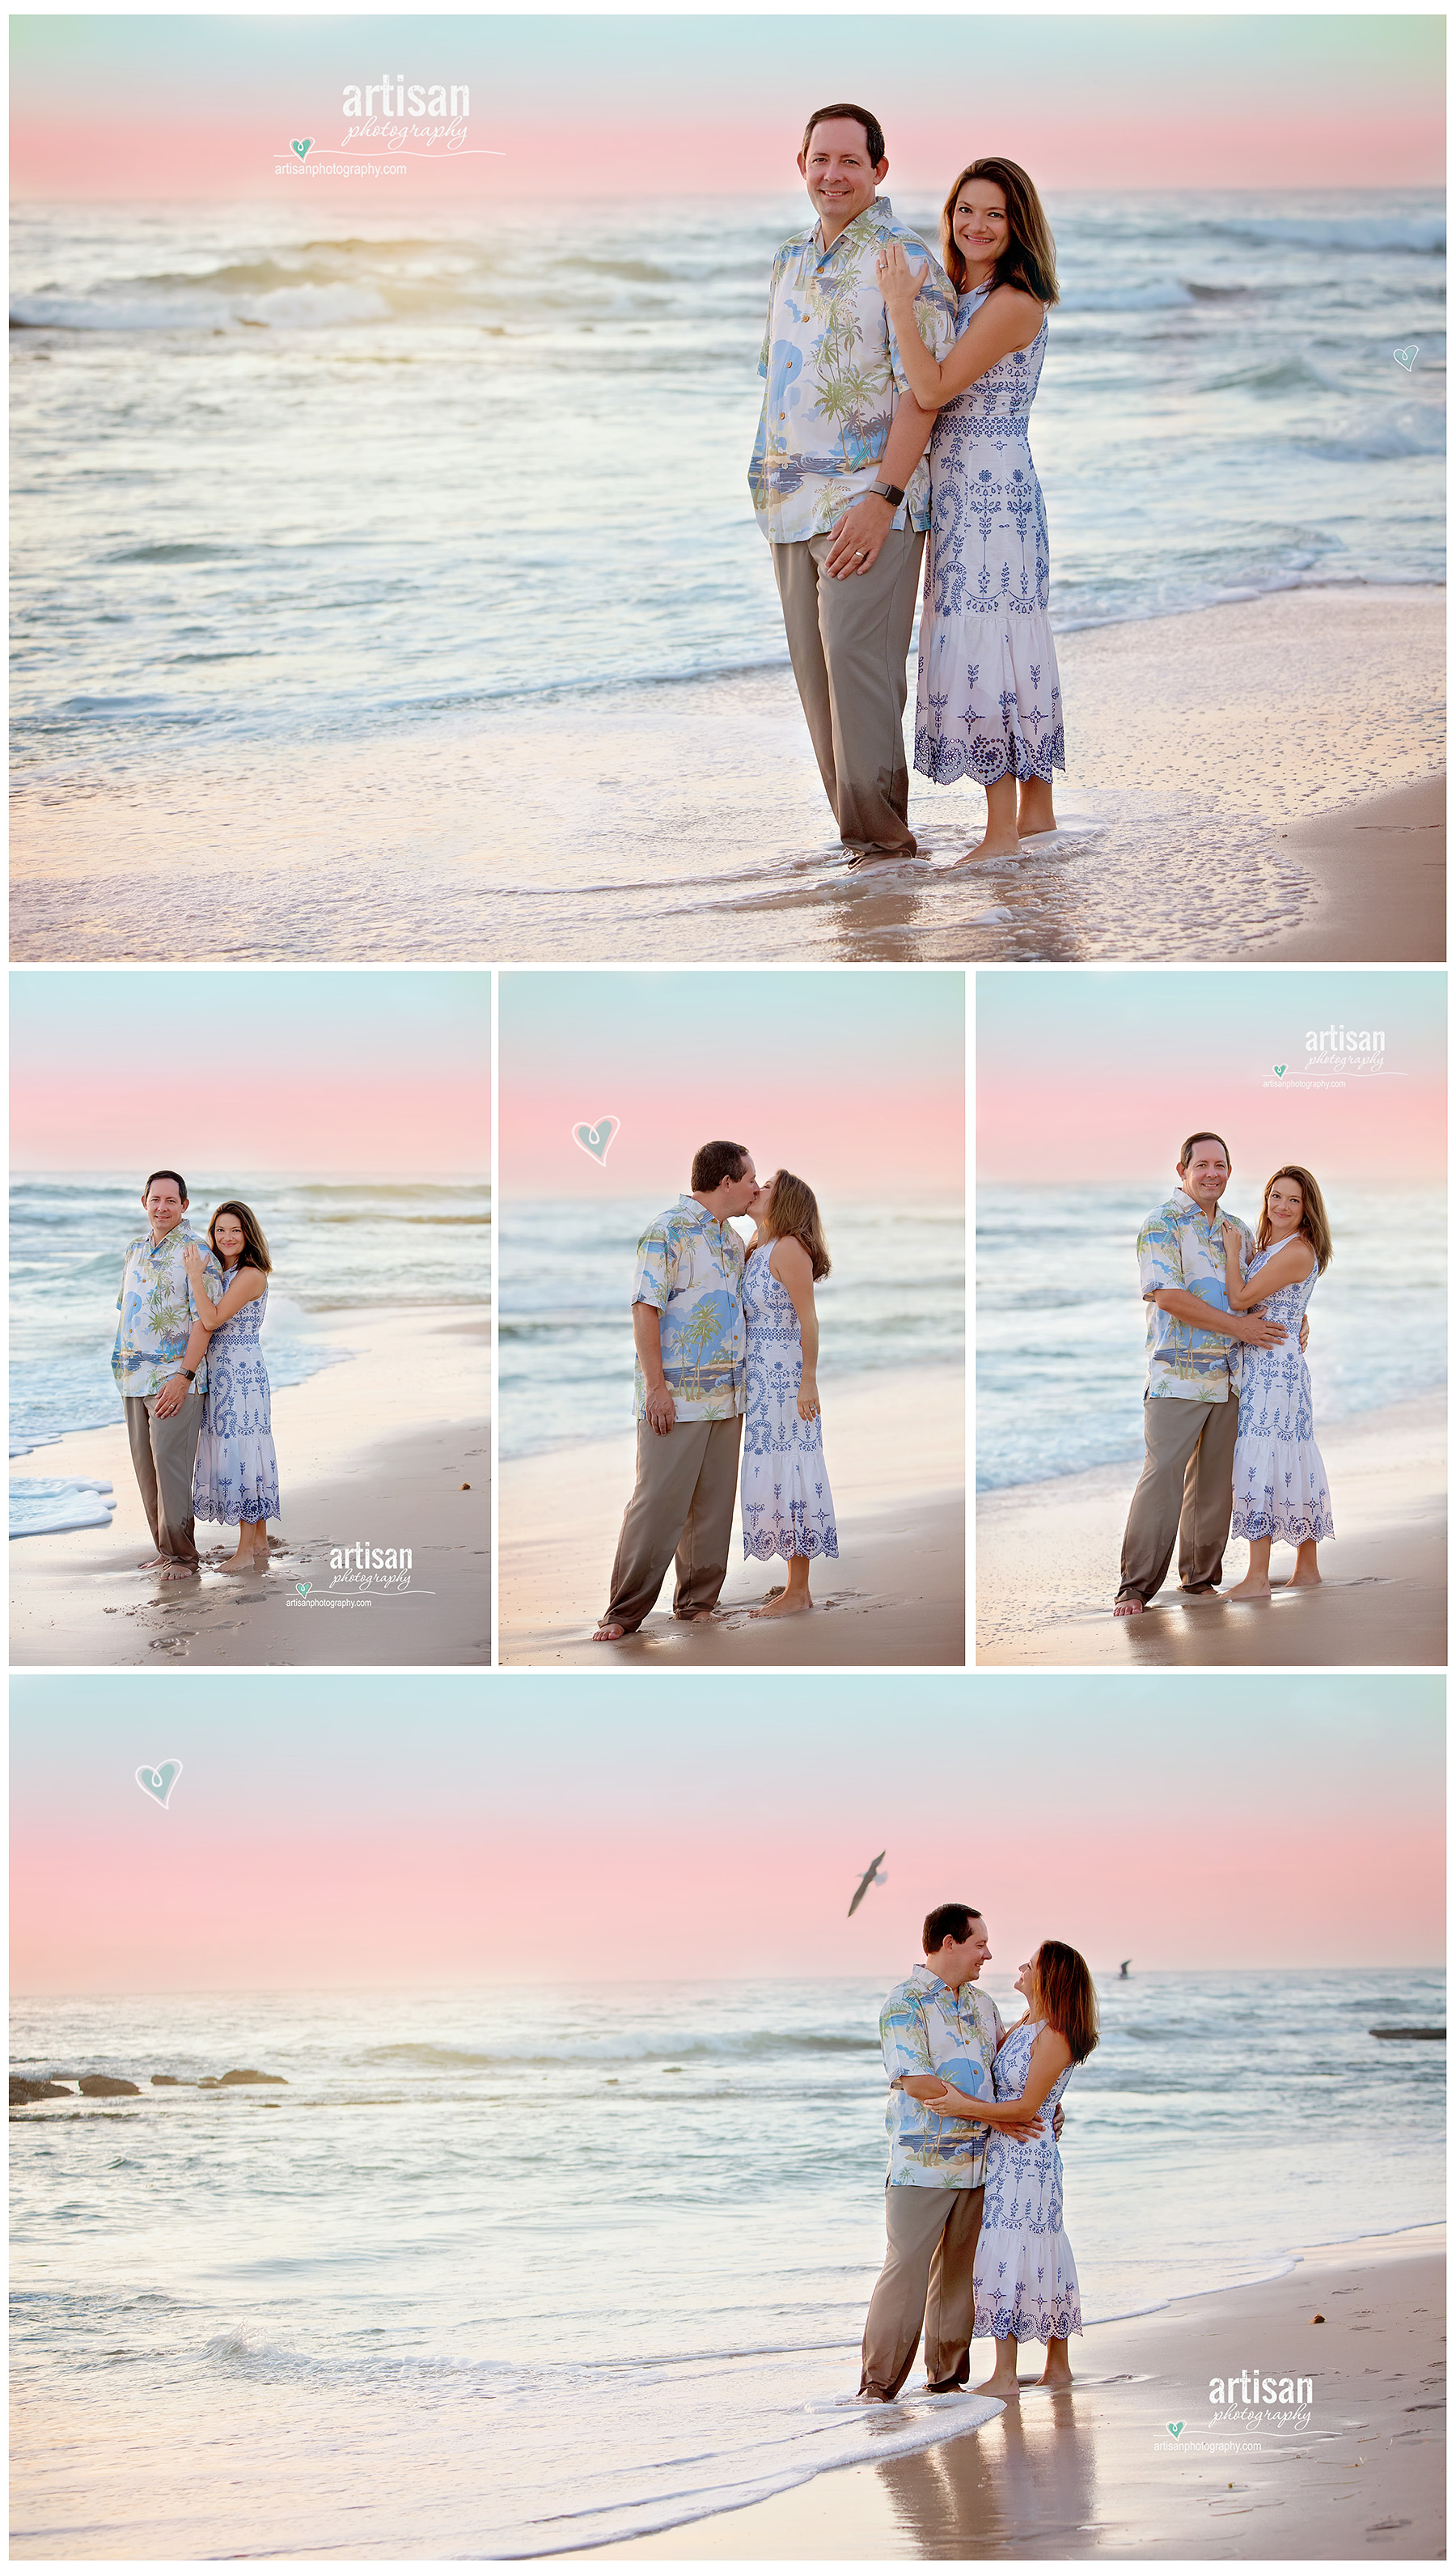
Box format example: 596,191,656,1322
975,2370,1022,2397
751,1588,813,1618
218,1556,263,1576
1017,781,1058,837
1039,2360,1074,2388
954,832,1022,864
1225,1575,1271,1600
1287,1568,1323,1587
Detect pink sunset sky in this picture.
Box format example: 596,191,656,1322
979,971,1446,1185
498,971,963,1201
10,16,1444,199
11,971,489,1178
11,1676,1444,1990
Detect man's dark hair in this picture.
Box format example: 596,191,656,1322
1177,1132,1231,1174
692,1139,751,1194
142,1169,188,1204
922,1901,981,1954
802,102,886,167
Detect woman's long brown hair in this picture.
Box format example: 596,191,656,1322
207,1199,273,1274
1033,1940,1099,2064
940,157,1060,304
760,1170,831,1283
1254,1165,1333,1275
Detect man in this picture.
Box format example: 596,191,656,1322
112,1171,223,1581
860,1903,1045,2403
1115,1131,1298,1618
592,1140,758,1641
750,104,957,863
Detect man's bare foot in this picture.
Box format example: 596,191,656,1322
591,1622,627,1641
1287,1569,1323,1588
159,1561,198,1581
751,1589,813,1618
1112,1594,1144,1617
1225,1576,1271,1600
975,2372,1022,2397
845,845,919,869
137,1553,167,1569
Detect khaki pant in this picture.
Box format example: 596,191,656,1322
604,1414,743,1631
1119,1392,1241,1604
772,524,925,854
860,2183,984,2399
125,1385,205,1565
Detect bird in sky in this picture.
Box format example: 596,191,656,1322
849,1852,887,1918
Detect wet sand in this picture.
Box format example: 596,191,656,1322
569,2227,1445,2561
9,1309,489,1666
499,1364,965,1667
976,1393,1445,1667
11,589,1442,966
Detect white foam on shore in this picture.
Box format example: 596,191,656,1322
10,1477,116,1539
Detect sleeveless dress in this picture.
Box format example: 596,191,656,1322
739,1246,838,1562
192,1268,281,1527
914,286,1064,788
973,2018,1081,2344
1230,1247,1334,1546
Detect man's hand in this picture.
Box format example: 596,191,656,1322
823,492,895,580
644,1383,676,1437
153,1374,190,1421
1233,1311,1289,1349
899,2073,951,2103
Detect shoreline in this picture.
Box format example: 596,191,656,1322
500,1361,964,1667
565,2224,1445,2561
9,1307,489,1665
11,588,1443,965
976,1390,1446,1667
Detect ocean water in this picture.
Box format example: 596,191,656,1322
10,1969,1444,2559
976,1183,1447,1492
497,1197,963,1461
11,190,1444,794
9,1175,490,1474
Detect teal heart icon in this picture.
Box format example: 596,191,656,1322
1167,2421,1184,2438
291,138,314,159
572,1116,620,1166
1273,1064,1286,1078
137,1760,182,1809
1393,344,1418,371
296,1581,311,1597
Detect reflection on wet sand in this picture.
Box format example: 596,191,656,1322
878,2385,1107,2560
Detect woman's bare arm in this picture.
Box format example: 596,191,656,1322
770,1237,821,1420
877,248,1045,409
1222,1223,1314,1310
182,1246,267,1332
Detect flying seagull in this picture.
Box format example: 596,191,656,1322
849,1852,887,1919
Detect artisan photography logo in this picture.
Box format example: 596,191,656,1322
276,70,502,179
1262,1021,1395,1091
1156,2364,1314,2456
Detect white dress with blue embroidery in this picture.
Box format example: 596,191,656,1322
972,2018,1081,2344
1230,1246,1334,1546
739,1246,838,1562
914,287,1064,788
192,1268,281,1527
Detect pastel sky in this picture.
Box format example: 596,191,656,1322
11,15,1445,197
10,969,489,1177
978,969,1446,1184
498,970,963,1201
11,1675,1443,1991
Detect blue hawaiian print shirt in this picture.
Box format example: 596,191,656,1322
112,1221,223,1401
750,197,958,545
630,1197,747,1422
1137,1188,1255,1403
881,1963,1006,2188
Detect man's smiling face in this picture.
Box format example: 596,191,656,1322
142,1178,187,1239
797,116,887,234
1177,1139,1230,1215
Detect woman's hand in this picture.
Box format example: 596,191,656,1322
798,1375,821,1425
874,240,927,311
181,1243,205,1280
1221,1219,1243,1264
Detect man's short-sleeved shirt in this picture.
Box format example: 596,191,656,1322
880,1963,1006,2188
1137,1188,1255,1403
749,197,959,546
112,1222,224,1400
630,1197,747,1421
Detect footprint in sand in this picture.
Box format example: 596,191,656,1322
147,1633,193,1654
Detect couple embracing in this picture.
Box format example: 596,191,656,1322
1116,1132,1335,1616
752,104,1064,864
593,1141,836,1641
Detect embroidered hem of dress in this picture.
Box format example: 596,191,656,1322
1230,1507,1335,1543
973,2294,1082,2343
914,724,1066,787
743,1527,840,1562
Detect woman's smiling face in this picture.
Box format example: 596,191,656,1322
1265,1177,1305,1236
213,1212,246,1262
953,184,1009,265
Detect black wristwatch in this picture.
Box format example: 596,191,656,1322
866,479,905,505
178,1368,197,1382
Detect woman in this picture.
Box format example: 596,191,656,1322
1222,1166,1335,1599
877,159,1064,862
739,1169,837,1617
183,1201,279,1572
973,1942,1098,2394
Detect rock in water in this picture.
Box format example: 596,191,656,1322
150,2074,184,2086
10,2078,75,2104
217,2068,287,2085
76,2074,142,2097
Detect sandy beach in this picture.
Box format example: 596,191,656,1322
11,591,1442,967
976,1392,1445,1667
499,1363,964,1667
10,1308,489,1665
569,2226,1445,2561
